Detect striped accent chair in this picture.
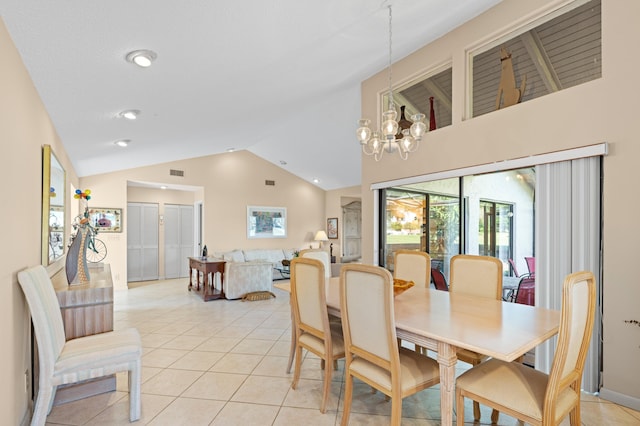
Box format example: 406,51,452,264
18,265,142,425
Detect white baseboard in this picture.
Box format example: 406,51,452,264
599,387,640,411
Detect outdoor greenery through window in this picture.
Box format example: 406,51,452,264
381,168,534,282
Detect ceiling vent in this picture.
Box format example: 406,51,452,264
265,180,275,186
169,169,184,177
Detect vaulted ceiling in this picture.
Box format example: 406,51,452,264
2,0,502,190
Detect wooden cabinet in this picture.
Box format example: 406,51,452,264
50,263,115,404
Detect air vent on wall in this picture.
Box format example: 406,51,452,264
169,169,184,177
265,180,275,186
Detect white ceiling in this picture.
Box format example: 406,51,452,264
2,0,501,190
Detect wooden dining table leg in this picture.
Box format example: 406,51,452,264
437,341,457,426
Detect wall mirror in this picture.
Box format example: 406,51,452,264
42,144,66,265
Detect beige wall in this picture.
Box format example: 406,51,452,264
360,0,639,406
0,19,80,425
80,150,327,289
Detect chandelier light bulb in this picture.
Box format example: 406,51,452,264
357,119,372,144
381,109,399,139
410,113,427,141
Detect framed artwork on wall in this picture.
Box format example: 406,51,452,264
247,206,287,238
88,207,122,233
327,217,338,239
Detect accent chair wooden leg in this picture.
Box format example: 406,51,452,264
341,373,353,426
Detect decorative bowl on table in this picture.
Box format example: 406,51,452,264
393,278,415,296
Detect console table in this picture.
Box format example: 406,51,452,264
188,257,226,301
50,263,115,404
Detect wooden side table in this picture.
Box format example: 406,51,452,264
188,257,226,301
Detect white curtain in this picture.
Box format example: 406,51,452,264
535,156,601,393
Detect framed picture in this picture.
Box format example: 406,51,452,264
247,206,287,239
88,207,122,233
327,217,338,239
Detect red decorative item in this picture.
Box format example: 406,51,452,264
429,96,436,131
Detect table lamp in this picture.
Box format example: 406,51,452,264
314,230,328,249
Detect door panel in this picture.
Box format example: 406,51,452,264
127,203,159,282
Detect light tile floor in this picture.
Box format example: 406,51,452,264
45,278,640,425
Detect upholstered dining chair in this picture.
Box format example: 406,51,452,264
449,254,503,300
449,254,503,422
393,250,432,355
430,267,449,291
514,276,536,305
339,264,440,426
17,265,142,425
508,258,528,278
300,248,331,279
456,271,596,426
393,249,431,288
289,257,345,413
525,256,536,277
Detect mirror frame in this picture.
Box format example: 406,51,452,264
41,144,66,266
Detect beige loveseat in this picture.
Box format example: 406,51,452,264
212,248,297,299
213,248,297,280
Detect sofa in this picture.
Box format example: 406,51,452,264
210,248,297,300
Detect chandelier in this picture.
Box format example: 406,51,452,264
357,5,427,161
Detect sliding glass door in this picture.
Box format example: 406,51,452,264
380,168,534,280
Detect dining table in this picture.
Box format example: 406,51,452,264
275,276,560,425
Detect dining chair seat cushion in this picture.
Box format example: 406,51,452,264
53,328,142,383
456,358,578,423
350,347,439,393
299,327,344,357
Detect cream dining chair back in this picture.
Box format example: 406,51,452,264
339,264,440,426
449,254,503,299
289,257,344,413
449,254,503,421
393,250,431,288
456,271,597,426
300,248,331,278
394,250,431,355
17,265,142,425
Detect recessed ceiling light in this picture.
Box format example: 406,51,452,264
160,185,168,190
120,110,140,120
114,139,130,147
226,148,235,153
313,178,320,183
125,50,157,68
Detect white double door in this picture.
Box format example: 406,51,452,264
127,203,194,282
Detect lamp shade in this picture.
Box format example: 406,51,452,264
314,230,328,241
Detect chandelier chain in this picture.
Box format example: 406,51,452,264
387,5,394,111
